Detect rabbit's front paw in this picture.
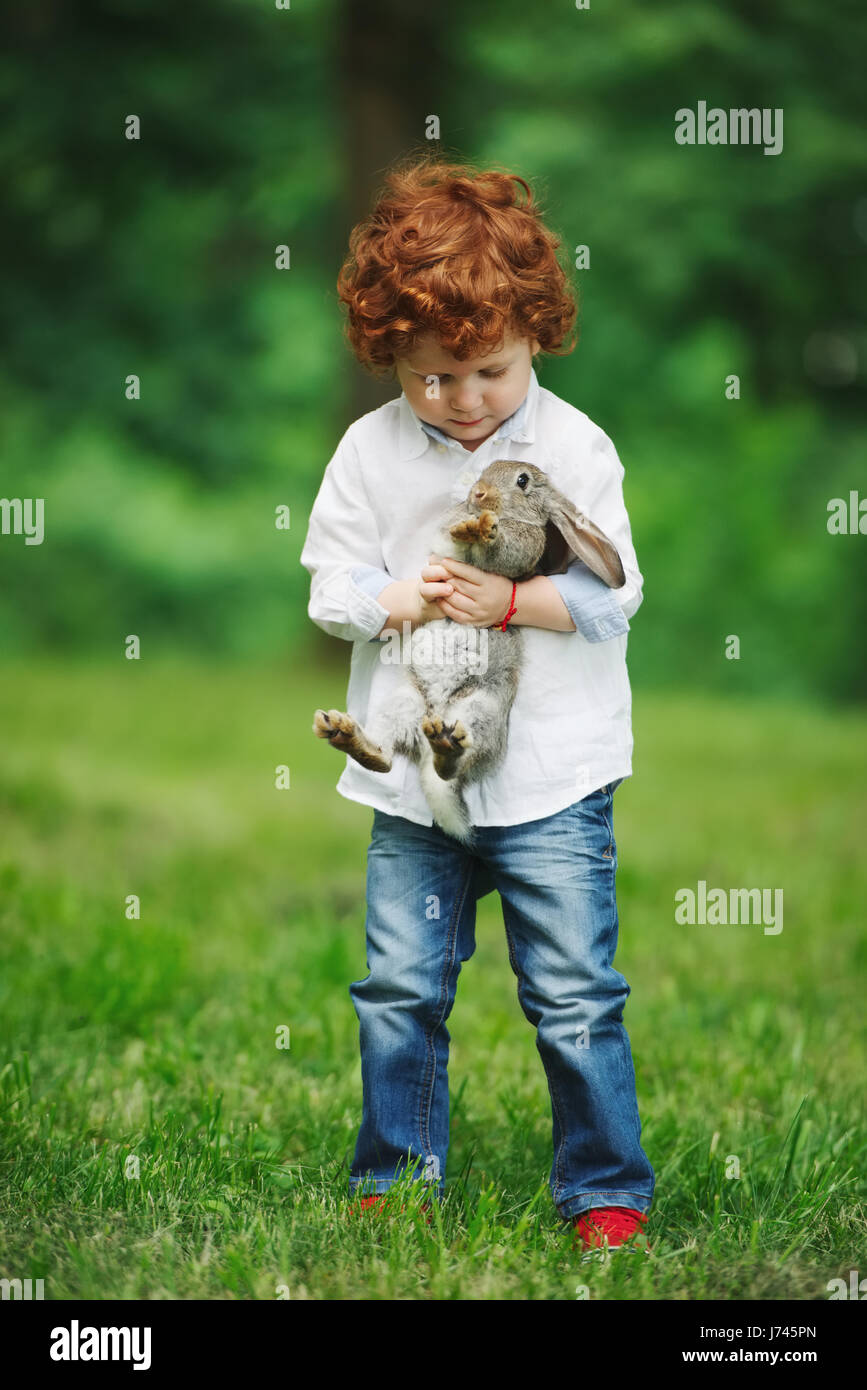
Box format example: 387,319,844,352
422,715,472,779
450,510,499,545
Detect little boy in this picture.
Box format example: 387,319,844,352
300,157,654,1252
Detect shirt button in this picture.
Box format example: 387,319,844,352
437,445,447,454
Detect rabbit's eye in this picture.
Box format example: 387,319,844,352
515,472,530,491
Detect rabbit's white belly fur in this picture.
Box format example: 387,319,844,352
364,617,522,780
368,616,524,841
407,618,521,707
410,618,485,704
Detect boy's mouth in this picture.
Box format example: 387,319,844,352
449,417,487,426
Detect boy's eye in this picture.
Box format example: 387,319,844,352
416,367,508,381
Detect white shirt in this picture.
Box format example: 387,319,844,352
299,367,643,829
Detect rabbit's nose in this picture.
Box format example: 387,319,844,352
472,486,487,502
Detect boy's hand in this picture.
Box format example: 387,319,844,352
426,553,515,627
415,561,456,624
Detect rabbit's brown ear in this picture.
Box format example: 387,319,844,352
538,522,572,576
544,494,626,589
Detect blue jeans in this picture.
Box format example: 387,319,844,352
348,782,655,1222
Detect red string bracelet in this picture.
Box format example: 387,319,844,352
498,581,518,631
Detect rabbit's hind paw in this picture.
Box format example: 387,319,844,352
422,715,472,779
313,708,356,745
450,510,499,545
313,709,391,772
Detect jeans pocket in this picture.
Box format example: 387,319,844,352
578,782,613,806
567,784,618,858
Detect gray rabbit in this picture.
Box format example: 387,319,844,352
313,459,625,845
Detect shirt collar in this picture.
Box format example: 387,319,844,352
398,366,540,460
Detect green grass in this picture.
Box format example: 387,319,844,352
1,656,865,1300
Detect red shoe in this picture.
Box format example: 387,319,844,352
355,1194,388,1213
351,1193,433,1223
572,1206,650,1254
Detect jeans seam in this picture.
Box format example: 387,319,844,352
548,1067,570,1203
600,784,615,859
418,859,474,1167
603,787,619,948
502,910,520,979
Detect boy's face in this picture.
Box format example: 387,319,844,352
394,330,540,452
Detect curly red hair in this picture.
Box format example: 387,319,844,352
336,153,578,377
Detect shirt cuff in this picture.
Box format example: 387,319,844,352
349,564,394,643
546,563,630,641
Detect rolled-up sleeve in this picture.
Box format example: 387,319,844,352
299,432,393,643
548,428,643,638
350,563,394,602
547,563,630,641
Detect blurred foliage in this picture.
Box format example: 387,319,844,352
0,0,865,697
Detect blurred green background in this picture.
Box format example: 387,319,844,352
1,0,866,1302
2,0,865,698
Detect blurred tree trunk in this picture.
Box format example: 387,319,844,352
335,0,446,430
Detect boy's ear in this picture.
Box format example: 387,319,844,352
540,500,626,589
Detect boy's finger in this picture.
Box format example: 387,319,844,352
439,588,472,613
437,600,474,623
429,554,482,582
448,576,476,599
